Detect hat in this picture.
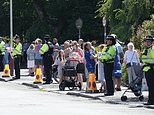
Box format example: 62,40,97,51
14,34,20,39
144,35,154,41
110,34,117,39
44,34,50,41
106,34,116,45
106,35,115,40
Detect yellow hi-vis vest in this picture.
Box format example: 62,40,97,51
39,43,49,55
0,41,5,55
12,43,22,57
100,45,116,63
141,47,154,72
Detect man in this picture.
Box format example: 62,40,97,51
39,35,53,84
11,35,22,80
141,35,154,105
0,37,5,71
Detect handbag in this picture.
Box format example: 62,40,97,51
126,63,131,68
126,51,135,68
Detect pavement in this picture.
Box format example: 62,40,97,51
0,69,152,107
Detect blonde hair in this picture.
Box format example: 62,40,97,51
35,38,42,44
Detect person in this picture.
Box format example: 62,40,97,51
63,41,71,60
53,49,66,84
78,39,84,49
27,44,35,76
34,38,43,73
11,35,22,80
111,34,123,91
0,37,5,71
4,39,10,64
97,44,106,92
100,35,116,96
39,35,53,84
123,42,140,84
69,41,84,88
22,41,30,67
141,35,154,105
84,42,96,73
53,38,59,46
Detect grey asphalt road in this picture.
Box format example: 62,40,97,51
0,82,153,115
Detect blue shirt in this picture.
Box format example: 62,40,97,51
84,49,96,72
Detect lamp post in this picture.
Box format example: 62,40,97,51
10,0,14,76
75,18,83,39
10,0,13,49
102,15,106,42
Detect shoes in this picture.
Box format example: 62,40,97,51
43,82,50,85
144,102,154,105
104,93,114,96
99,87,105,93
115,88,121,91
29,73,35,76
8,77,20,81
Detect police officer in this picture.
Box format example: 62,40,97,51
11,35,22,80
100,35,116,96
39,35,53,84
141,35,154,105
0,37,5,71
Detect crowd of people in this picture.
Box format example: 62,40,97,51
0,34,154,105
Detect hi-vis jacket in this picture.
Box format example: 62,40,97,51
39,43,49,55
0,41,5,55
141,47,154,72
12,43,22,57
101,45,116,63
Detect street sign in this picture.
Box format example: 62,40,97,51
75,18,83,29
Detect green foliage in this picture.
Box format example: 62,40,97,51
0,0,102,42
131,14,154,49
97,0,153,42
121,63,128,85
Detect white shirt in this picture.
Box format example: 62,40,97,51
124,50,140,64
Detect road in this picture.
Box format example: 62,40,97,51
0,82,153,115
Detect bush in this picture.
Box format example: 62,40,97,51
121,63,128,86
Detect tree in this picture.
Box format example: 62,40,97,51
0,0,102,43
97,0,152,41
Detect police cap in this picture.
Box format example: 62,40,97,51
106,35,115,40
144,35,154,41
44,34,50,41
14,34,20,40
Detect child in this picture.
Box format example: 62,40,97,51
53,50,66,84
27,44,35,76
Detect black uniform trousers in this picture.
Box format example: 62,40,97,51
14,56,21,79
145,68,154,104
43,55,52,83
0,54,4,71
104,62,114,94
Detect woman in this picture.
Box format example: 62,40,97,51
34,38,43,72
84,42,96,73
123,42,140,84
97,44,106,92
100,35,116,96
69,41,84,89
